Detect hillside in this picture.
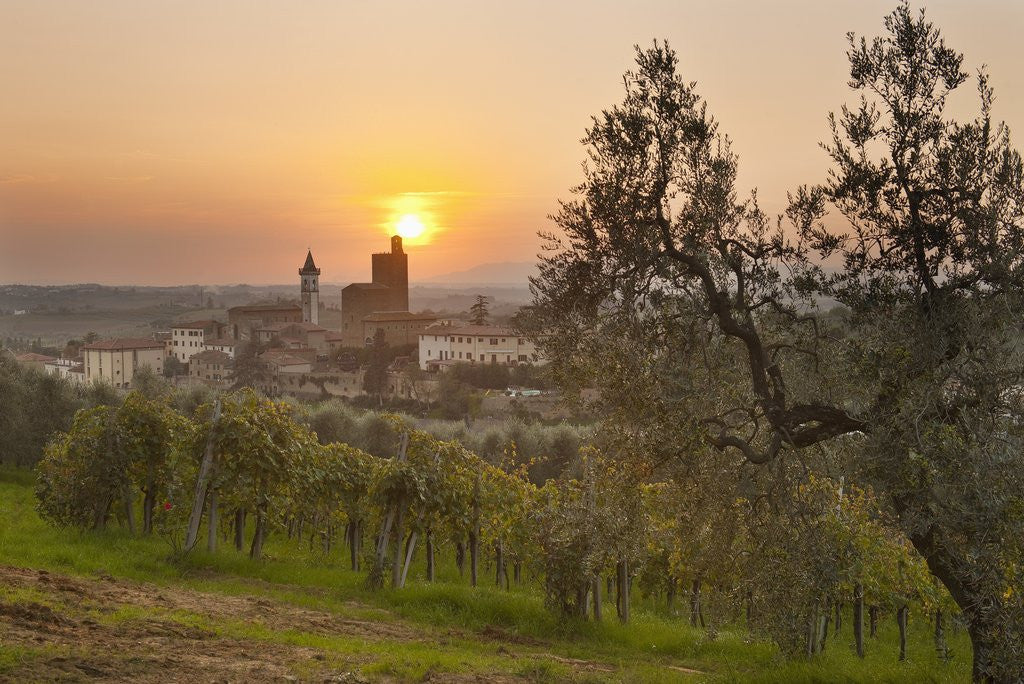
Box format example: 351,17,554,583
419,262,537,286
0,468,969,682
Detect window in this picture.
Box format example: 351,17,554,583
489,338,498,345
518,355,527,362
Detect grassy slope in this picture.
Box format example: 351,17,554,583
0,467,970,682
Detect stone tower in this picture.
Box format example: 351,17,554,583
370,235,409,311
299,249,321,325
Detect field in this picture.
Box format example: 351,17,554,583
0,467,970,682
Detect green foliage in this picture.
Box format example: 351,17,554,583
0,354,91,468
362,329,390,399
35,406,131,530
527,6,1024,679
1,466,974,681
467,295,490,326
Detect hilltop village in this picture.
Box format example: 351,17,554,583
9,236,545,405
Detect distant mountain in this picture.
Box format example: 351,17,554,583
419,261,537,285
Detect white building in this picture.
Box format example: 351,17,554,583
203,337,240,359
170,320,226,362
82,338,165,388
418,324,543,370
43,358,84,383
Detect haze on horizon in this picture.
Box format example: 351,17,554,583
1,0,1022,287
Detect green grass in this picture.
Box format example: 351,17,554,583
0,466,971,682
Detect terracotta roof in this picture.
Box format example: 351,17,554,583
258,321,327,333
261,353,310,367
204,338,238,347
325,331,345,341
343,282,389,290
15,352,57,362
189,350,232,364
256,322,293,332
300,250,321,275
228,304,302,313
422,325,517,337
259,348,315,359
362,311,438,323
82,338,165,351
172,319,224,330
290,322,327,332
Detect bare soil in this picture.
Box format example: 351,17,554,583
0,565,637,683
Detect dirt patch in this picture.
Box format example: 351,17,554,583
0,565,413,682
0,565,680,682
0,600,70,628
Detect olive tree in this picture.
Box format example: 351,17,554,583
530,6,1023,679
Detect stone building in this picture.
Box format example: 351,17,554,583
299,250,321,326
188,349,232,386
340,235,410,347
170,320,226,362
361,311,438,347
418,324,544,370
227,304,303,340
14,352,57,372
254,321,329,352
82,338,165,388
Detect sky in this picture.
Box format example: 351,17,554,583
1,0,1022,286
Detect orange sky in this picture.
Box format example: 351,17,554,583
1,1,1022,285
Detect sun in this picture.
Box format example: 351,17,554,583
395,214,425,240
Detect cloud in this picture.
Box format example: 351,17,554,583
103,175,155,183
0,174,59,185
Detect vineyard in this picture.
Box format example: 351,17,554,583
16,388,973,680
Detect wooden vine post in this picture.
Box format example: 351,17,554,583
470,473,481,587
853,582,865,658
373,432,408,586
397,449,439,589
185,399,221,552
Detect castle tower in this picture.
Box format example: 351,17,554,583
299,249,321,325
370,235,409,311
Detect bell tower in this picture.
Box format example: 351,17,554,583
299,249,321,325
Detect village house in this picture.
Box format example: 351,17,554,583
254,321,329,352
418,324,543,370
170,320,226,362
82,338,165,388
14,352,57,372
188,349,232,386
43,358,84,383
361,311,439,347
227,303,303,341
202,337,240,359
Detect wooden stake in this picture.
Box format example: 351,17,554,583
185,400,221,552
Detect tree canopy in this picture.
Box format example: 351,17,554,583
529,5,1024,680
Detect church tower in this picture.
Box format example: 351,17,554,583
299,250,321,325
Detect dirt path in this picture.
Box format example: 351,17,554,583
0,565,664,683
0,565,385,682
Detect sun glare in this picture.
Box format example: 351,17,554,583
396,213,426,240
